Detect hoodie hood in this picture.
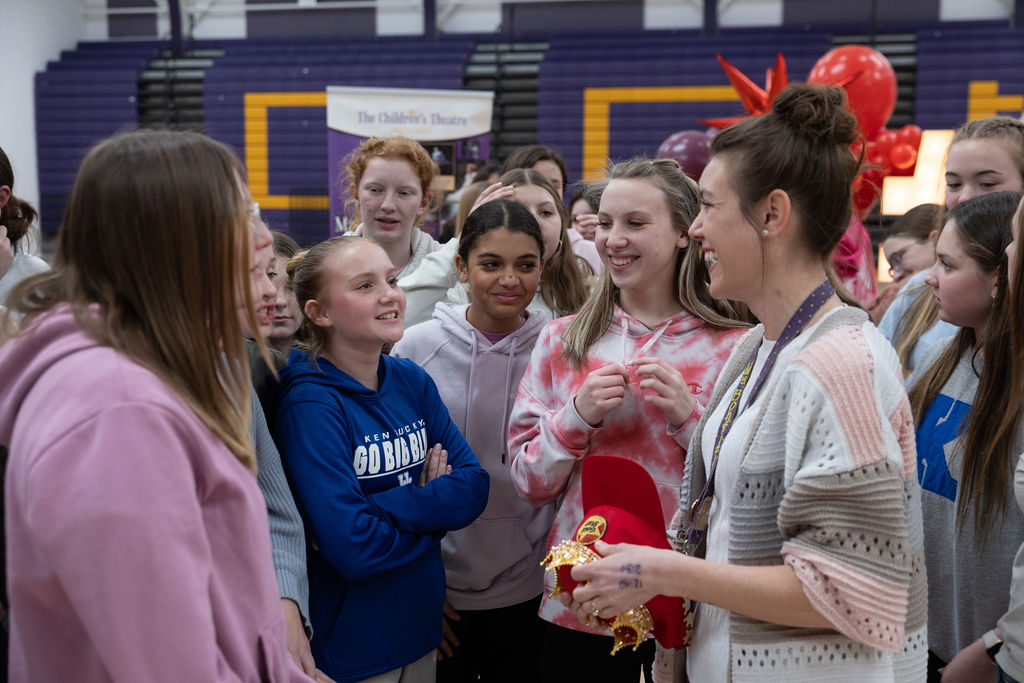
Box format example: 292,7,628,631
430,302,547,355
276,348,387,402
421,302,547,449
348,224,441,279
612,305,708,345
0,307,99,447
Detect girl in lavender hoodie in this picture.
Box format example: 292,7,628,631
392,199,554,683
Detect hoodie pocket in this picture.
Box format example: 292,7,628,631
442,516,535,592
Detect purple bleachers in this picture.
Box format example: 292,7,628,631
538,30,832,182
914,25,1024,129
35,65,142,235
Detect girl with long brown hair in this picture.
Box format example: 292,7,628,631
906,190,1024,681
0,130,311,681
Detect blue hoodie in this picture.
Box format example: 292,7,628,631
275,350,489,682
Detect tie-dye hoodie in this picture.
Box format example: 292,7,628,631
507,306,745,633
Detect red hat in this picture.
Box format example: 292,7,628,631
541,455,695,654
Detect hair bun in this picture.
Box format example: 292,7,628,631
771,83,859,147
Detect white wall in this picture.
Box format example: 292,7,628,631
0,0,97,227
939,0,1010,21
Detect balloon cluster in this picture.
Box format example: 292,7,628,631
656,45,917,218
851,124,923,218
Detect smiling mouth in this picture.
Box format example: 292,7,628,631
704,251,719,268
609,256,636,267
377,312,399,320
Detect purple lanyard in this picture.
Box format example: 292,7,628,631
681,279,835,553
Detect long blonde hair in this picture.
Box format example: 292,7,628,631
8,130,258,472
562,157,748,369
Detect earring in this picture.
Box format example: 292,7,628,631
761,229,769,238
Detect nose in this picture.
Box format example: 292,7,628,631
499,268,518,286
689,211,705,241
260,275,276,302
924,263,939,289
956,185,979,206
605,221,629,249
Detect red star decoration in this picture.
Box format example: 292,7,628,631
700,53,789,129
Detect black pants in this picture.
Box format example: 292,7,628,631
436,595,547,683
539,622,655,683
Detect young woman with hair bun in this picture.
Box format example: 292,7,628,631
565,84,927,682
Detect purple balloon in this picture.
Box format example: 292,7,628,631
656,130,711,181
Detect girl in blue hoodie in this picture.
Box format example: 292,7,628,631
275,236,489,683
393,200,554,683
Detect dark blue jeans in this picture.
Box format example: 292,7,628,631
997,663,1022,683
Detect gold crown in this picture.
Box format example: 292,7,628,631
541,539,654,655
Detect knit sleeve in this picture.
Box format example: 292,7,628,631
507,323,596,506
775,325,923,654
251,388,310,630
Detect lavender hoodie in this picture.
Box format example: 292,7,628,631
392,302,555,610
0,307,308,682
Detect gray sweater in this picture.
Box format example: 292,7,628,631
251,386,310,627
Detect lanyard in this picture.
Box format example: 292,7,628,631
681,279,835,553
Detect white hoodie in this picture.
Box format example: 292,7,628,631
392,302,555,610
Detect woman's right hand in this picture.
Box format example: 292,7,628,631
418,443,451,486
469,182,516,214
573,364,630,427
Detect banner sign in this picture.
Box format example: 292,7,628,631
327,86,494,236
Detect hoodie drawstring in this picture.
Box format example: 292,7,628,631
464,331,479,447
500,340,517,465
620,316,672,366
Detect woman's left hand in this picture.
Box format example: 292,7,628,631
562,541,663,623
630,357,697,428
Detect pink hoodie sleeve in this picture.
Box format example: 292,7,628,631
507,324,596,506
21,404,264,682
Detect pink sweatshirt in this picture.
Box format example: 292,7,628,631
0,307,309,682
507,307,744,633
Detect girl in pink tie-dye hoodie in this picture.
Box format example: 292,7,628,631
508,157,747,682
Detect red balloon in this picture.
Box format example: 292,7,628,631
656,130,711,181
867,150,892,175
890,142,917,170
807,46,897,141
874,129,898,156
897,124,923,149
